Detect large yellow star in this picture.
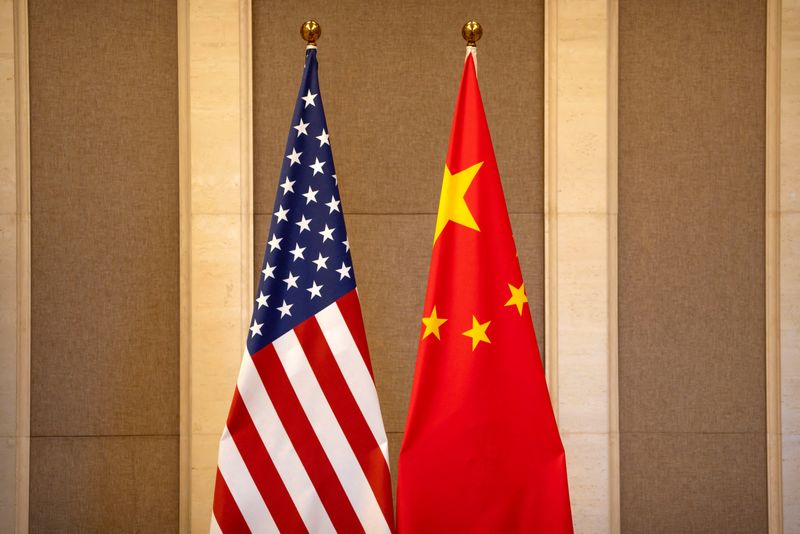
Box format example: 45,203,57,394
505,282,528,315
433,161,484,243
462,315,491,351
421,306,447,340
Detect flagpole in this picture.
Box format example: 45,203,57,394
462,20,482,70
301,19,321,48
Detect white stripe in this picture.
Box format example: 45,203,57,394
209,513,223,534
316,302,391,464
237,352,336,534
273,331,391,534
217,426,278,533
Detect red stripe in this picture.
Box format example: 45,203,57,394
337,289,374,378
295,317,395,530
212,468,251,534
251,343,365,534
226,388,308,533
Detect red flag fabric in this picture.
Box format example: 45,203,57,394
396,51,573,533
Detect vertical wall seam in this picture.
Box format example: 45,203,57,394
607,0,620,532
544,0,559,419
177,0,191,530
13,0,31,531
765,0,783,531
240,0,253,358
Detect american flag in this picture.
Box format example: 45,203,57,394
211,46,394,533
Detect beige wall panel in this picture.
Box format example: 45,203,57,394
621,432,767,533
30,436,178,532
546,0,619,529
0,437,14,532
0,215,15,434
0,0,27,529
0,0,15,218
183,0,254,529
619,0,767,529
27,0,180,528
781,0,800,528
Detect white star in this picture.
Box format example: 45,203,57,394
309,157,326,176
268,234,282,252
283,271,299,290
312,252,329,271
277,300,293,318
307,281,323,299
332,174,338,185
302,186,319,204
274,205,290,223
342,239,350,252
301,89,318,108
296,215,312,233
337,262,352,280
280,177,295,194
286,148,302,166
249,319,263,337
294,118,310,137
290,243,306,261
256,291,269,309
262,262,275,279
319,224,335,242
316,129,330,146
325,196,341,213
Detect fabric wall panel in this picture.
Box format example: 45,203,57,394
28,0,180,529
618,0,767,530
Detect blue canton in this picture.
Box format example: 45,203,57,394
248,48,356,354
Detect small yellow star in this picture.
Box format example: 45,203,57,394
421,306,447,340
505,282,528,315
433,161,484,243
462,315,491,350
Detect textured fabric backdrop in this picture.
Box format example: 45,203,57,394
619,0,767,531
28,0,180,530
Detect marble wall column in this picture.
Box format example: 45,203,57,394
545,0,619,531
0,0,29,532
779,0,800,529
179,0,253,532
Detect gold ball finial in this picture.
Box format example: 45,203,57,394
462,20,482,46
301,20,321,45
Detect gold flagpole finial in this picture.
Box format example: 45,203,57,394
462,20,482,47
301,20,321,45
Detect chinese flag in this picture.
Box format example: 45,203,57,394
396,51,573,533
